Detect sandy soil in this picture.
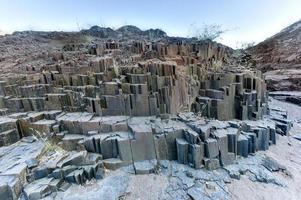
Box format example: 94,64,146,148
124,174,169,200
269,97,301,120
228,134,301,200
229,98,301,200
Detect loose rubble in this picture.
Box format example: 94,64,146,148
0,107,293,199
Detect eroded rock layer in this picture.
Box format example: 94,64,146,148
0,107,293,199
0,29,290,200
0,39,266,120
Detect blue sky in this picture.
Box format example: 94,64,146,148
0,0,300,48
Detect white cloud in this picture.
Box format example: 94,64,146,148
0,29,6,35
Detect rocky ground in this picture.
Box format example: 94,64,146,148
32,127,301,200
1,22,301,200
264,67,301,91
269,91,301,108
13,98,300,200
229,132,301,200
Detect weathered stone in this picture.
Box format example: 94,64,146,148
0,175,22,200
165,129,184,160
33,167,52,180
57,151,86,168
204,158,220,170
269,127,277,145
25,158,38,169
220,152,235,166
204,138,219,159
237,135,249,157
176,138,189,164
129,123,156,162
243,132,257,154
154,134,168,160
0,25,294,200
65,169,86,185
134,159,158,174
262,156,286,172
191,143,204,169
23,178,56,200
103,158,127,170
226,128,238,154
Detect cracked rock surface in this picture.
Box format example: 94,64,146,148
28,132,300,200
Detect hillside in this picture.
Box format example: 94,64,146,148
249,20,301,91
250,20,301,65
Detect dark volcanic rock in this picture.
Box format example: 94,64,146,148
81,26,117,38
116,25,144,36
81,25,167,40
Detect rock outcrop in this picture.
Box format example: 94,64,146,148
0,25,294,200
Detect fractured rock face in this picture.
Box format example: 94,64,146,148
0,104,293,200
0,29,266,122
0,26,294,200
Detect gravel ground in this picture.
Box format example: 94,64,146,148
228,133,301,200
269,97,301,121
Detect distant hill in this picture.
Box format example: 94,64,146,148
80,25,167,40
249,19,301,66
